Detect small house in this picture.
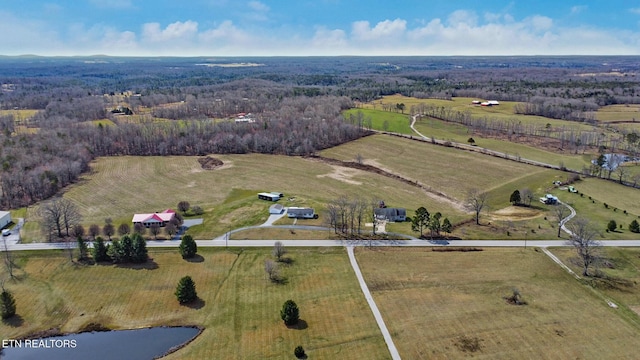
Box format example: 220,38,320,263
132,209,176,228
374,208,407,222
0,211,11,229
287,207,317,219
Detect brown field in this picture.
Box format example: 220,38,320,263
356,247,640,359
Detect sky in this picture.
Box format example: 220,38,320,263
1,0,640,56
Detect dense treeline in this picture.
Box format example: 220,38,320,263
2,56,640,207
0,92,366,208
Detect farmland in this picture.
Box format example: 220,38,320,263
0,248,389,360
355,247,640,359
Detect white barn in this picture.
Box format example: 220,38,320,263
0,211,11,229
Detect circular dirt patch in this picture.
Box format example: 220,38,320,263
198,156,223,170
491,206,543,221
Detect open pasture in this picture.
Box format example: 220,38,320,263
0,248,389,359
43,153,457,240
593,104,640,122
344,108,413,134
356,247,640,359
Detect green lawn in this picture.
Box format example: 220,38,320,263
343,108,413,134
0,248,389,360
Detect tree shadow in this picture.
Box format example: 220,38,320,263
270,276,289,285
278,257,294,266
182,298,205,310
286,319,308,330
2,314,24,327
185,254,204,263
115,260,159,270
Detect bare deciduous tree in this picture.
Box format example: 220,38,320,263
102,222,115,240
554,203,570,238
465,189,488,225
149,223,161,240
264,259,280,283
39,198,81,239
117,223,130,236
566,217,601,276
520,188,534,207
165,222,177,239
178,201,190,215
2,235,15,279
89,224,100,240
273,241,286,262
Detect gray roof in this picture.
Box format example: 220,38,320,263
374,208,406,218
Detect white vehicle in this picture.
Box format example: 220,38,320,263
1,229,10,236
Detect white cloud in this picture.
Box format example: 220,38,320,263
630,8,640,15
571,5,588,15
448,10,478,27
351,19,407,41
248,1,269,12
142,21,199,43
312,27,348,50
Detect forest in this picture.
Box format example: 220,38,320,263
1,55,640,208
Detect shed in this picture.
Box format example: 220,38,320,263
0,211,11,229
269,204,284,215
258,192,281,201
287,207,316,219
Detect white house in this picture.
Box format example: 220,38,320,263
0,211,11,229
258,192,282,201
132,209,176,228
287,207,317,219
374,208,407,222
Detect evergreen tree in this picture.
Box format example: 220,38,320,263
442,218,452,236
131,233,148,263
175,276,197,304
607,220,617,232
121,235,133,263
411,207,430,237
294,346,306,359
92,237,109,262
1,287,16,319
179,235,198,259
630,219,640,233
280,299,300,326
77,236,88,261
510,190,521,205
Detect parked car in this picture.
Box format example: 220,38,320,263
2,229,10,236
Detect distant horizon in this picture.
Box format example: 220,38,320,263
1,1,639,57
2,54,640,58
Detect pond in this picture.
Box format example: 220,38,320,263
1,326,201,360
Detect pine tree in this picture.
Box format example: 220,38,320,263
175,276,197,304
1,288,16,319
131,233,148,263
629,219,640,233
510,190,521,205
280,300,300,326
179,235,197,259
92,237,109,262
77,236,88,261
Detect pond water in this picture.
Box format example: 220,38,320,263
1,326,200,360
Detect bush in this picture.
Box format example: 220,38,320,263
175,276,197,304
280,300,300,326
1,288,16,319
294,346,306,359
179,235,198,259
191,205,204,215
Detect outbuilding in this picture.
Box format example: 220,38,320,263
269,204,285,214
258,192,282,201
374,208,407,222
0,211,11,229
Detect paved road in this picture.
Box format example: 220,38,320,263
6,238,640,252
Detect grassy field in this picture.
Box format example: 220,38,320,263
0,109,39,121
0,248,389,359
355,247,640,359
230,228,337,240
593,104,640,122
19,153,457,241
343,108,413,134
549,247,640,319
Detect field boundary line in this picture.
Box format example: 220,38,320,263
347,246,401,360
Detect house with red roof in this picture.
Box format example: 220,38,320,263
132,209,176,228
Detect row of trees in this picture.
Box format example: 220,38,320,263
411,207,452,238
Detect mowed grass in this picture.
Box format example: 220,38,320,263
320,134,563,205
549,247,640,319
21,153,453,241
1,248,389,360
355,247,640,359
343,108,413,134
593,104,640,122
414,116,592,171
